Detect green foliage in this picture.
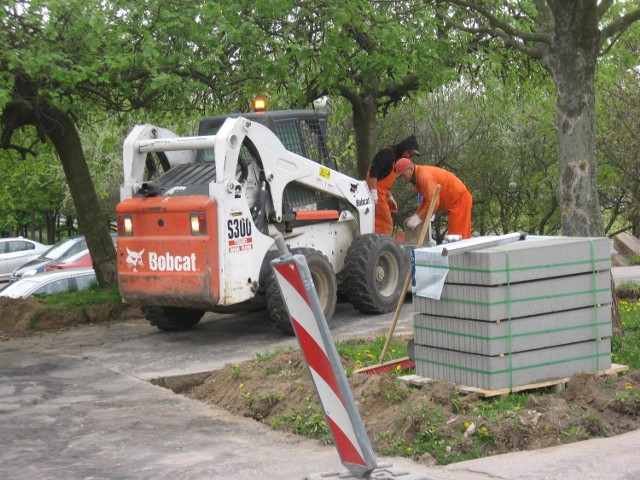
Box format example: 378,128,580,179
596,22,640,236
383,382,410,404
243,391,282,410
27,284,122,331
387,78,560,237
39,284,120,308
230,365,242,380
255,348,284,363
336,336,413,376
612,383,640,410
613,298,640,370
376,403,453,463
473,393,532,423
271,397,332,444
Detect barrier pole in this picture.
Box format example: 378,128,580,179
270,237,377,479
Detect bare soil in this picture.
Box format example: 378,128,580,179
184,345,640,465
1,296,639,466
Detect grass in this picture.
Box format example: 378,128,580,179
270,397,332,444
628,255,640,266
38,283,121,307
336,336,414,376
612,297,640,370
28,284,124,330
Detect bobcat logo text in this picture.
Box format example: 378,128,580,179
125,248,197,272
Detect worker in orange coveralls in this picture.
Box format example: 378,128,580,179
394,158,473,239
366,136,421,235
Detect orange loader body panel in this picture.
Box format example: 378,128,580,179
116,195,220,309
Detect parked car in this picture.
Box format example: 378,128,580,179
0,268,97,299
10,233,116,282
45,248,93,271
0,237,48,282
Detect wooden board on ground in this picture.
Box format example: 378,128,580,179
398,364,629,398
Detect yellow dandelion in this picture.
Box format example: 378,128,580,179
391,349,397,353
514,406,520,411
406,447,414,452
626,382,632,390
238,383,244,389
464,422,470,428
297,385,303,391
396,365,402,371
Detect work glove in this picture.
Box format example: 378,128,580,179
370,188,378,204
406,213,421,230
388,194,398,213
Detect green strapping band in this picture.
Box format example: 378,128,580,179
590,240,600,371
414,257,610,273
506,251,513,389
415,351,611,376
414,321,611,340
438,288,609,306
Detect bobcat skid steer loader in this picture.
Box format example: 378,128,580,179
116,109,408,334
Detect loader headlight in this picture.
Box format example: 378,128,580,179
118,215,133,236
190,213,207,235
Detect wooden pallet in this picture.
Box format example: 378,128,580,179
398,363,629,398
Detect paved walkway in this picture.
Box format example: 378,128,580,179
0,266,638,479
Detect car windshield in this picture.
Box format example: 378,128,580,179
59,248,89,263
47,238,87,260
43,238,81,260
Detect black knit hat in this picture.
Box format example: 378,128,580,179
396,135,420,156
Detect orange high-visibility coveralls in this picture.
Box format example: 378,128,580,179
367,136,420,236
413,165,473,238
366,167,396,235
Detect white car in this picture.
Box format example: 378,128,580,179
0,237,49,281
0,268,97,299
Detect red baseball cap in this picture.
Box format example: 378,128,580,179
394,158,412,176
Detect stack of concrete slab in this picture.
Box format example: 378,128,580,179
412,236,613,391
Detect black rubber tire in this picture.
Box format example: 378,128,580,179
266,248,337,335
143,306,204,331
343,233,408,314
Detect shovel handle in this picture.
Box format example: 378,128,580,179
378,185,441,364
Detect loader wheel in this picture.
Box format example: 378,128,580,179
266,248,337,336
343,234,408,314
143,306,204,331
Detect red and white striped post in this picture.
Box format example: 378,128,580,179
270,237,377,479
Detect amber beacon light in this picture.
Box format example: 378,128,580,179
253,97,266,112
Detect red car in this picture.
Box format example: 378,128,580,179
45,248,93,271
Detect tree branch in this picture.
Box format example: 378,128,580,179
435,3,550,60
599,7,640,50
0,143,37,159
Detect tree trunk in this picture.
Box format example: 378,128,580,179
351,97,378,179
547,1,604,237
45,212,57,244
39,102,117,287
